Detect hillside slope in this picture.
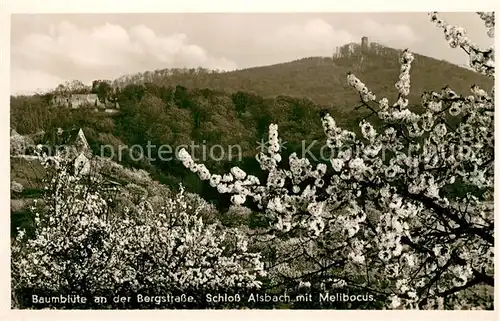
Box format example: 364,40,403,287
112,42,493,106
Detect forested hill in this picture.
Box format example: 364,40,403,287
10,41,493,211
112,42,493,106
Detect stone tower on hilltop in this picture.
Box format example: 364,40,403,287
333,36,370,58
361,36,369,52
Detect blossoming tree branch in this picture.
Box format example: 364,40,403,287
178,12,494,309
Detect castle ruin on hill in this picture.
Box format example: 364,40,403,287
52,93,120,112
333,36,401,59
361,36,369,51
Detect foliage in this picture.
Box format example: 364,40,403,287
55,80,91,95
92,80,113,102
11,181,24,194
11,134,30,156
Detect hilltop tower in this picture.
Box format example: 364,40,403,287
361,36,369,52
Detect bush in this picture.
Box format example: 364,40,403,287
11,181,24,194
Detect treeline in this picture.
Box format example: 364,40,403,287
11,82,374,212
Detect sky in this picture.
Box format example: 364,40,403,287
10,12,494,95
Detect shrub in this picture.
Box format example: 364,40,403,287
11,181,24,194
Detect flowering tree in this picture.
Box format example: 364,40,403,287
178,12,494,309
11,155,265,309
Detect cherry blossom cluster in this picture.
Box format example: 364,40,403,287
394,49,414,100
346,49,415,118
347,73,377,102
12,155,265,308
430,12,494,77
476,12,495,38
179,12,494,309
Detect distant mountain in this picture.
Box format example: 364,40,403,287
111,41,493,107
